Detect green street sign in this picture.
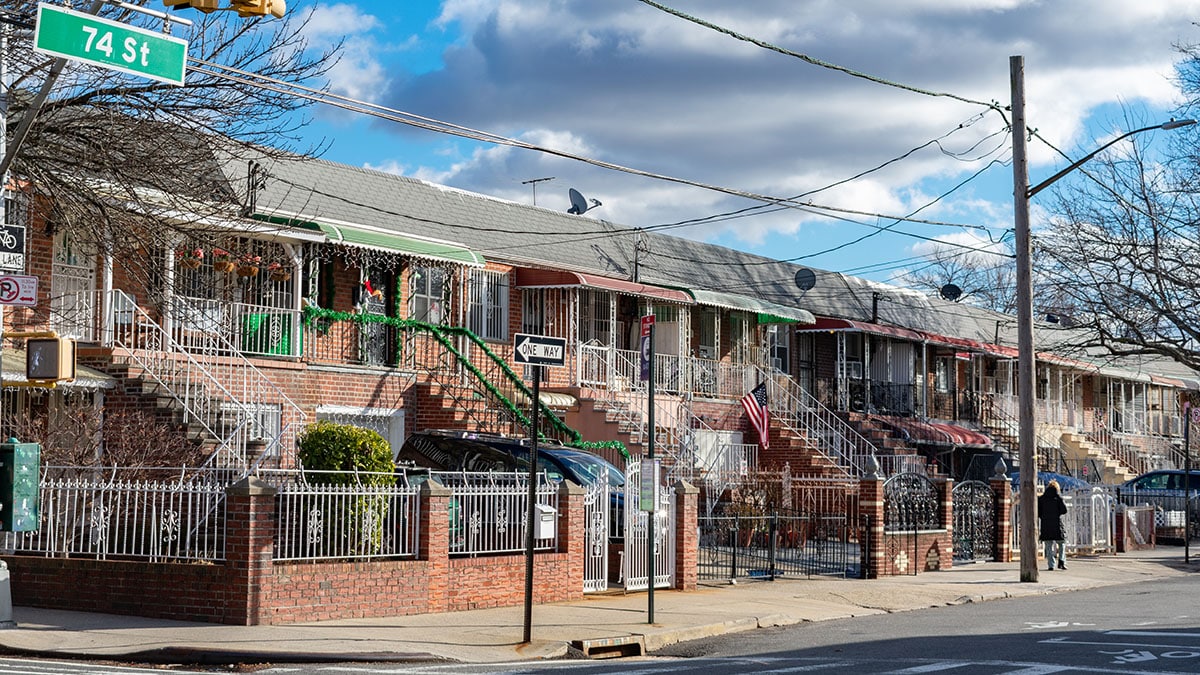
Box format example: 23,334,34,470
34,3,187,86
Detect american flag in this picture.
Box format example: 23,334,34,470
741,382,770,450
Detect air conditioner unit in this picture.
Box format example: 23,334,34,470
698,346,715,359
843,361,863,379
771,358,784,372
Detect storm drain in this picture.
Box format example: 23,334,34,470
571,635,645,659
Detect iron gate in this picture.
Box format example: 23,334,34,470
622,460,675,591
582,474,610,593
952,480,995,562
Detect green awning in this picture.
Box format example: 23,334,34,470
255,214,485,267
683,289,815,325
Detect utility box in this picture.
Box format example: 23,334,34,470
0,440,40,532
534,503,556,539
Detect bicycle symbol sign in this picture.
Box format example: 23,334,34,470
0,224,25,271
0,275,37,306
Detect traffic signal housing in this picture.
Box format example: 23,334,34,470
25,336,76,382
231,0,286,18
163,0,220,12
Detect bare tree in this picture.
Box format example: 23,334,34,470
899,247,1019,314
1035,103,1200,371
2,1,338,289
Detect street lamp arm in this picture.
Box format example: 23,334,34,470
1027,120,1196,198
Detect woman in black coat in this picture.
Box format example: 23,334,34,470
1037,479,1068,570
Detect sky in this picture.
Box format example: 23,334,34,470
281,0,1197,286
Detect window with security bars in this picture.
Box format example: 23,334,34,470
467,269,509,340
578,289,612,344
316,407,405,459
729,313,753,364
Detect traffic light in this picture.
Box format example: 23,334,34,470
162,0,220,12
25,336,75,382
231,0,287,18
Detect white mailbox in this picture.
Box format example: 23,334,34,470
534,503,557,539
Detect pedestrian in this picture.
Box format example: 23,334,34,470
1037,479,1068,570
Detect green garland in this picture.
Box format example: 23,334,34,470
301,305,627,459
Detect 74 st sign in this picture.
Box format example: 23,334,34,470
34,3,188,86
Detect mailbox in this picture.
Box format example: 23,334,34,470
0,440,39,532
534,503,556,539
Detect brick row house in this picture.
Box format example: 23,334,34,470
3,143,1196,493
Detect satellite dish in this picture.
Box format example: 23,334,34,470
567,188,602,215
939,283,963,302
794,268,816,291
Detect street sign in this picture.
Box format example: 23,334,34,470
0,223,25,271
513,333,567,367
0,275,37,307
34,4,188,86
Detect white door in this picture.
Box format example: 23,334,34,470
51,231,97,340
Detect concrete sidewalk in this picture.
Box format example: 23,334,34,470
0,548,1195,666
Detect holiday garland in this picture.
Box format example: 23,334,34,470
302,305,629,460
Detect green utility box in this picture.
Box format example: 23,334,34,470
0,440,40,532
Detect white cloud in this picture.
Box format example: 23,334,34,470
342,0,1197,277
302,3,388,103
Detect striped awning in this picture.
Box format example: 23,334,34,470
515,269,693,304
255,213,484,267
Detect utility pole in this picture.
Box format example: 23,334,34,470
1009,55,1038,583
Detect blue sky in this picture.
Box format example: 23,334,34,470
278,1,1196,286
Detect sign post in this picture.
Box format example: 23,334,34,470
34,4,189,86
513,332,566,644
640,314,657,623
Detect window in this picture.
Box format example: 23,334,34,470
316,406,405,460
729,314,753,364
409,266,448,324
578,289,612,344
767,325,790,373
935,358,953,393
467,269,509,340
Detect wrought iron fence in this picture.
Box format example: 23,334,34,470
952,480,995,562
441,471,560,557
697,509,863,581
272,481,420,562
0,467,228,562
883,472,942,532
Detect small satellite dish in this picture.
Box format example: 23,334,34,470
939,283,963,302
794,268,816,291
567,188,602,215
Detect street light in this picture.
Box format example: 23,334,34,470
1010,54,1196,582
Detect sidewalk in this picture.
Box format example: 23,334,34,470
0,548,1194,666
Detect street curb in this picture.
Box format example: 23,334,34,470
0,645,449,666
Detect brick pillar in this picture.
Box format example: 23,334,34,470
420,480,452,614
939,478,954,570
673,479,699,591
859,475,885,579
225,477,277,626
557,481,585,600
991,475,1013,562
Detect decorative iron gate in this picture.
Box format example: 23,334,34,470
952,480,995,562
582,474,610,593
883,472,941,532
622,461,675,591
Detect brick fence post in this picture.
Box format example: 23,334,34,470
673,480,699,591
991,474,1013,562
859,472,885,579
420,480,452,613
938,477,954,570
225,477,277,626
557,480,585,598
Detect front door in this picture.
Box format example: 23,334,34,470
51,230,97,340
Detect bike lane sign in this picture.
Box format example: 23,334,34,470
0,224,24,271
0,275,37,306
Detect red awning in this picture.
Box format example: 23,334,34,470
876,416,993,448
514,269,693,304
800,317,925,341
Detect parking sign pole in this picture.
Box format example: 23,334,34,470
1186,402,1193,564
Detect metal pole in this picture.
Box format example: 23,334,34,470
522,365,541,643
646,320,655,624
1010,55,1039,583
1186,402,1191,564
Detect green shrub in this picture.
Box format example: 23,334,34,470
297,421,396,486
296,421,396,555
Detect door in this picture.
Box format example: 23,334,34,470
51,230,97,340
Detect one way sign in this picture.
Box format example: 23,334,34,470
513,333,567,367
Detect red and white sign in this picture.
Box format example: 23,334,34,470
0,275,37,306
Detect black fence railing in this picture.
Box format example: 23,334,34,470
697,509,864,581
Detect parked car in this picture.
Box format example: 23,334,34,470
1117,469,1200,542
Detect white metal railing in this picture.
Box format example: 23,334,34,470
171,296,301,358
622,460,675,591
764,370,879,477
444,472,559,557
0,468,227,562
273,481,420,561
54,288,307,468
